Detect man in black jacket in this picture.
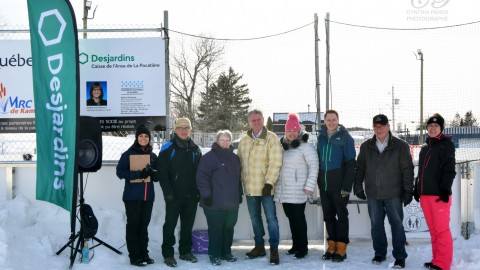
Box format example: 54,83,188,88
157,118,202,268
353,114,414,269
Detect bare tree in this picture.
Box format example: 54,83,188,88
170,37,224,126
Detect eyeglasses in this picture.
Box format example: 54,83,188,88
218,139,231,143
176,126,191,131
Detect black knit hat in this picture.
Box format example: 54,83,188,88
136,125,151,140
426,113,445,131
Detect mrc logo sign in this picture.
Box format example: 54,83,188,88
37,9,66,47
0,82,34,114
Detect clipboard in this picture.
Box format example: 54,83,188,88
130,154,151,183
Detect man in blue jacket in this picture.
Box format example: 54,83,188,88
156,118,202,268
317,109,356,262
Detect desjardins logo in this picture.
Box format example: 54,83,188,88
79,52,135,64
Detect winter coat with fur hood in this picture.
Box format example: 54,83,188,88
274,133,319,204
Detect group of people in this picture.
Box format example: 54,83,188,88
115,109,456,270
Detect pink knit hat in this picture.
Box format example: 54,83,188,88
285,113,301,131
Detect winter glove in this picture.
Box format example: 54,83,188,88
203,197,213,207
139,168,150,179
355,190,367,200
239,195,243,204
262,184,273,196
147,164,158,180
165,195,174,204
438,189,450,203
403,193,413,207
413,188,420,202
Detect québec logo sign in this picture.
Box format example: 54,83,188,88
0,82,34,114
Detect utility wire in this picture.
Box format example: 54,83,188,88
327,19,480,31
166,21,315,41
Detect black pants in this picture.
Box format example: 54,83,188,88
203,208,239,257
282,202,308,252
319,189,350,243
124,200,154,261
162,196,198,258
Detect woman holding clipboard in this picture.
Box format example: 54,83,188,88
116,125,158,267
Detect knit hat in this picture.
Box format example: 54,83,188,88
373,114,389,125
285,113,301,132
136,125,151,140
174,118,192,130
426,113,445,131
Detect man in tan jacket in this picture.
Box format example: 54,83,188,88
237,109,283,265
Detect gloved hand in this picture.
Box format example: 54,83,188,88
147,164,157,179
438,189,450,203
262,184,273,196
139,168,150,179
355,190,367,200
403,193,413,206
203,197,213,207
239,195,243,204
165,195,174,204
413,188,420,202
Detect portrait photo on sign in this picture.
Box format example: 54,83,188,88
86,81,108,106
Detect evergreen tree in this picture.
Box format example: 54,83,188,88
450,111,478,127
266,116,273,131
463,110,478,127
450,112,461,127
197,67,252,132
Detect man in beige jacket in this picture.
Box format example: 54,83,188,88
237,109,283,265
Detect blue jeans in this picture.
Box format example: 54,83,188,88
246,195,279,250
367,197,408,260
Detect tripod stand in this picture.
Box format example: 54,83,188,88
56,172,122,269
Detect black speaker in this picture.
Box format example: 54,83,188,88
78,116,102,172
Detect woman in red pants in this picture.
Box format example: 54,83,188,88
414,113,456,270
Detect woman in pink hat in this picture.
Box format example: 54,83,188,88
274,113,319,259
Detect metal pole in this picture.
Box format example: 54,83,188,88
392,85,395,132
419,50,424,142
325,12,330,111
83,0,88,39
164,11,171,137
314,13,321,130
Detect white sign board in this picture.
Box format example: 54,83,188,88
0,38,166,132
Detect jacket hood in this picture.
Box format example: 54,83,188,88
173,133,196,149
426,133,452,145
281,132,309,150
319,124,348,137
211,141,234,153
368,131,393,147
129,141,153,154
246,126,268,139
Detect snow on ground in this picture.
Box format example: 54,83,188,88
1,194,479,270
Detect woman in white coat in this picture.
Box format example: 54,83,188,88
274,113,319,259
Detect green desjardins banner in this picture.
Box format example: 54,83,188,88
27,0,79,213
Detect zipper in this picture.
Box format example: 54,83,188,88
143,182,148,201
420,145,432,195
323,136,331,190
